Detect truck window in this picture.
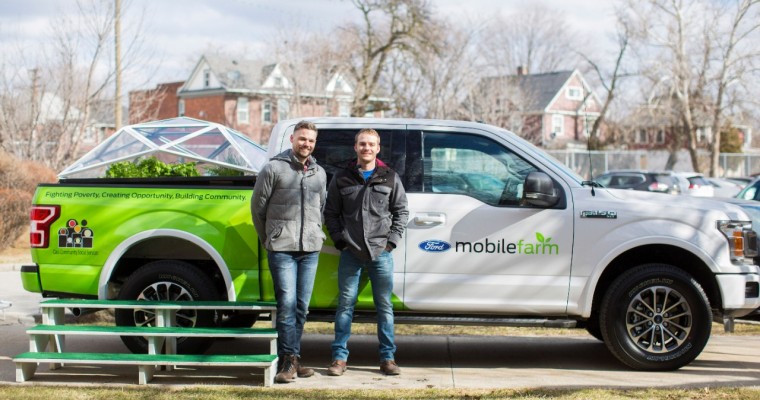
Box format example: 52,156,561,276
421,132,538,206
311,129,397,184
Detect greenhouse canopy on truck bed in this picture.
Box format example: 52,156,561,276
58,117,268,179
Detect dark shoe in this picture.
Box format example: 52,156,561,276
294,356,314,378
327,360,347,376
380,360,400,375
275,354,297,383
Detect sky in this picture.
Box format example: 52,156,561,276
0,0,618,92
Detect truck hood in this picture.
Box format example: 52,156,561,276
601,187,749,220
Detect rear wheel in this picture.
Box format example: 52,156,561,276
599,264,711,370
114,260,219,354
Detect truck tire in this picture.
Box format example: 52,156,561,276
599,264,711,370
114,260,219,354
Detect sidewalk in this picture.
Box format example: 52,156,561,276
0,263,39,326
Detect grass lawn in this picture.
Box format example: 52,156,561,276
0,386,759,399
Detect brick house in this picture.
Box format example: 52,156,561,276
465,68,602,149
129,55,388,145
619,97,754,152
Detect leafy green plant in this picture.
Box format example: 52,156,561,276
204,154,246,176
105,157,200,178
204,165,245,176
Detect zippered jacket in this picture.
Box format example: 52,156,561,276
324,160,409,261
251,149,327,252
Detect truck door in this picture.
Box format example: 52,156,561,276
402,127,573,314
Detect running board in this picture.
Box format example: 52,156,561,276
306,311,577,328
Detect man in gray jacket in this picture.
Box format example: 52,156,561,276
324,128,409,376
251,121,326,384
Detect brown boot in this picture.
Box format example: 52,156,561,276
380,360,400,375
327,359,347,376
294,356,314,378
275,354,297,383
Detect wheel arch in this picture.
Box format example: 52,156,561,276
97,229,235,301
588,244,720,321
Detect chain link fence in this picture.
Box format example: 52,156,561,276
546,150,760,180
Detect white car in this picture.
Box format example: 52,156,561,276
675,172,715,197
707,177,744,198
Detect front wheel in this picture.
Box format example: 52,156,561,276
114,260,220,354
599,264,712,371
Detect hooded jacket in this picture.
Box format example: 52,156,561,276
324,160,409,261
251,149,327,252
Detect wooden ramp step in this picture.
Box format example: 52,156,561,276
14,351,278,386
27,324,277,338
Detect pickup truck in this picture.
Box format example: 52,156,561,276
22,116,760,371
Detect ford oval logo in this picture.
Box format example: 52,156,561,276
418,240,451,252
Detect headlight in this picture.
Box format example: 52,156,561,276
717,220,758,261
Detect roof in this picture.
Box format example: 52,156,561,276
517,70,575,110
480,70,575,111
181,54,359,98
201,55,273,90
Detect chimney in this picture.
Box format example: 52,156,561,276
517,66,528,76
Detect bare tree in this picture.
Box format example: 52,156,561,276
624,0,760,174
266,28,344,118
0,0,156,171
478,3,583,76
337,0,438,116
387,18,479,118
705,0,760,176
579,9,632,150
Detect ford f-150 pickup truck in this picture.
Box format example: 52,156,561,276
22,117,760,371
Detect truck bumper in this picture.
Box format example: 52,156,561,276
717,273,760,317
20,264,42,293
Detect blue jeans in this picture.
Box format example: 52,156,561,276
331,250,396,362
268,251,319,357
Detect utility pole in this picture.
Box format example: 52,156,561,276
114,0,122,131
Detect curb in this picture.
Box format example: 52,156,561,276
0,311,36,326
0,263,27,272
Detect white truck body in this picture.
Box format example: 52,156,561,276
268,117,760,370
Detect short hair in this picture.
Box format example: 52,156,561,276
294,121,318,135
355,128,380,144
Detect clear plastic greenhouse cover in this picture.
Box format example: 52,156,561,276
58,117,268,179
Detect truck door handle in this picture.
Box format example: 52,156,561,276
414,213,445,225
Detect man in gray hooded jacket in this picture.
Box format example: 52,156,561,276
251,120,326,384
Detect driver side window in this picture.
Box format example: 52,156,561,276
422,132,537,206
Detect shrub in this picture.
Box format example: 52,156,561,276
0,189,32,250
105,157,200,178
0,151,58,191
0,152,57,251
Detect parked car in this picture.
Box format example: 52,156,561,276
706,178,744,198
674,172,715,197
736,176,760,201
595,170,682,195
725,177,752,187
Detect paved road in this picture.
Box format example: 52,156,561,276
2,264,760,389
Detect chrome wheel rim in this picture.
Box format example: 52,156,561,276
132,281,198,328
626,285,691,353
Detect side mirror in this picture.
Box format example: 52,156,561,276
523,171,559,207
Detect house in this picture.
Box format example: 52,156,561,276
464,68,602,149
128,81,184,125
618,94,754,152
129,55,389,145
